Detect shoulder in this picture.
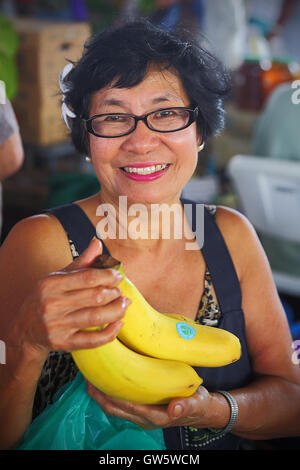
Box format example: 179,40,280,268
214,204,255,236
5,211,61,242
0,211,73,274
212,205,267,281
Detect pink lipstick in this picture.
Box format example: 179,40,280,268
120,162,170,182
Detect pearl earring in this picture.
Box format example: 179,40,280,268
197,143,205,152
85,156,92,162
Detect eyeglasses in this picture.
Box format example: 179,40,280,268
83,106,199,138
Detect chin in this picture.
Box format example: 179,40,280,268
124,188,182,206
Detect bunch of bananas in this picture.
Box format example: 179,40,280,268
71,256,241,405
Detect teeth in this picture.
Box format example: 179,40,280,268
123,164,169,175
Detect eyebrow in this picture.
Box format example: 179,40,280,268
98,93,185,110
100,98,126,108
151,92,185,104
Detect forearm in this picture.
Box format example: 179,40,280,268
0,342,47,450
221,375,300,440
0,132,24,180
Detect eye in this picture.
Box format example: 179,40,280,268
154,110,177,119
104,114,129,122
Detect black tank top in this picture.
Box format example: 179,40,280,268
42,199,253,450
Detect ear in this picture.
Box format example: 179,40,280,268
197,139,205,152
196,132,205,152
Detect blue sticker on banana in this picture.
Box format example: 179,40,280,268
176,322,196,340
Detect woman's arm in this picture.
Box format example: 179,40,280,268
0,215,127,449
214,206,300,439
85,207,300,439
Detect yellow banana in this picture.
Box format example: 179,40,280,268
114,265,241,367
71,255,240,405
91,255,241,368
71,333,202,404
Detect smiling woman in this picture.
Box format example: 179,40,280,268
0,18,300,452
65,20,229,156
85,65,203,206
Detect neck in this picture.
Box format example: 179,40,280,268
93,191,195,252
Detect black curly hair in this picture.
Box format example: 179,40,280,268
63,18,231,155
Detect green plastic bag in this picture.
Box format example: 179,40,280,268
18,372,166,450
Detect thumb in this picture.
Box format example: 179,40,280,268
167,386,208,420
64,236,103,272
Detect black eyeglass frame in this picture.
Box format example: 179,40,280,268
82,106,200,138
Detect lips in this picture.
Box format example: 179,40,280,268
120,162,171,181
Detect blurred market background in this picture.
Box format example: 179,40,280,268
0,2,300,419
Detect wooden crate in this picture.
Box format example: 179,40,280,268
13,18,91,145
13,80,69,145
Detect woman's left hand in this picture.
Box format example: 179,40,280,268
86,381,224,430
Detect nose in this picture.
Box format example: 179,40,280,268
121,119,160,155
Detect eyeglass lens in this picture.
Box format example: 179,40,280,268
91,108,192,137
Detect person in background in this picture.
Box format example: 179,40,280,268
0,96,24,239
252,82,300,277
150,0,247,72
245,0,300,61
201,0,247,72
149,0,204,41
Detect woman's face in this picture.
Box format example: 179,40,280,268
88,66,201,206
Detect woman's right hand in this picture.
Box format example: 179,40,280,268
15,237,129,357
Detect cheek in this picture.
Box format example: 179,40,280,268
168,129,198,164
89,136,100,158
89,136,118,165
169,124,198,148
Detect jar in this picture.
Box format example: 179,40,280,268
261,59,293,104
234,59,263,111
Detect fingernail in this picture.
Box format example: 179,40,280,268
113,270,123,281
173,404,182,417
122,297,131,308
116,320,124,329
92,236,101,248
96,288,108,302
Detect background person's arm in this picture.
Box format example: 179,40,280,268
0,99,24,180
0,131,24,180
